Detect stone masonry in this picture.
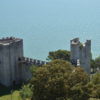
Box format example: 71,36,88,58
0,37,91,86
0,37,46,86
70,38,91,74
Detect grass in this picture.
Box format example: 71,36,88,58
0,84,22,100
0,84,99,100
0,90,21,100
90,99,100,100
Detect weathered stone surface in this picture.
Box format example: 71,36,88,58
70,38,91,74
0,37,23,86
0,37,91,86
0,37,47,86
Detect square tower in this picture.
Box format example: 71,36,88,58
0,37,23,86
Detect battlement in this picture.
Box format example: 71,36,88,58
85,40,91,45
71,38,91,48
71,38,80,45
0,37,22,45
19,57,47,66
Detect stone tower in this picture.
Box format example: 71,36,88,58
0,37,23,86
0,37,47,86
70,38,91,74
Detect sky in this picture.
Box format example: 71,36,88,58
0,0,100,60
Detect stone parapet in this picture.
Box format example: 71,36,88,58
0,37,22,44
19,57,47,66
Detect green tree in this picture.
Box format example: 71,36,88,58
91,59,96,72
91,84,100,98
31,60,90,100
20,84,33,100
91,56,100,73
94,56,100,71
68,67,90,100
47,50,70,62
68,67,89,87
91,72,100,85
90,73,100,98
70,83,91,100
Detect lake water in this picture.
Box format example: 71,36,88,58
0,0,100,60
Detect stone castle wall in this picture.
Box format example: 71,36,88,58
0,37,91,86
0,37,47,86
0,37,23,86
70,38,91,74
18,57,47,83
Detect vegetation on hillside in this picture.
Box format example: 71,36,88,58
0,49,100,100
20,60,100,100
19,50,100,100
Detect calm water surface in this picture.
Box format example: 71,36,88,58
0,0,100,60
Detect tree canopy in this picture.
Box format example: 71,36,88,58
91,56,100,73
47,50,70,62
31,60,90,100
90,73,100,98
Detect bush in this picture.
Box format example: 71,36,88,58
20,84,33,100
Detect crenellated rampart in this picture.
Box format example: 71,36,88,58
18,57,48,66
